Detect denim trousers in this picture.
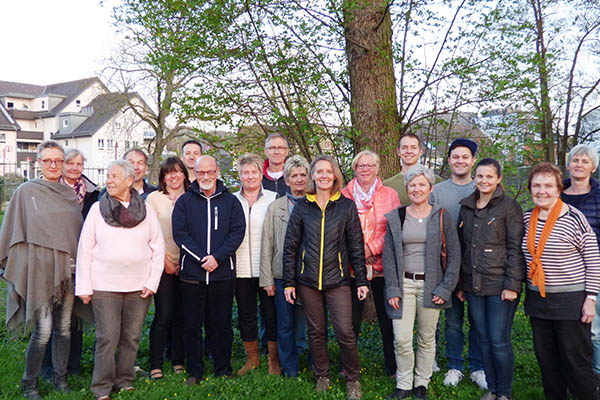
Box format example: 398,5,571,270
181,278,235,378
298,284,361,382
235,277,277,342
392,278,440,390
467,293,519,397
149,272,185,370
90,290,151,398
530,317,600,400
273,279,301,377
444,292,484,371
24,291,74,381
591,297,600,373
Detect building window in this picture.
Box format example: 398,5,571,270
115,122,121,130
7,102,13,109
63,120,69,127
76,100,81,107
98,139,105,149
97,168,104,176
65,140,69,146
107,139,114,148
124,140,130,149
133,141,139,148
41,100,45,109
0,133,5,143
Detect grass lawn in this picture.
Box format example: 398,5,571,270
0,279,544,400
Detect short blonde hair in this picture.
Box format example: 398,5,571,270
236,153,263,175
351,150,380,172
307,155,344,195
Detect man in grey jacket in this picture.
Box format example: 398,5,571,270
430,138,486,390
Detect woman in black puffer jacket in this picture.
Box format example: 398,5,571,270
283,155,368,400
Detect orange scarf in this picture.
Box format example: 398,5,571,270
526,198,564,297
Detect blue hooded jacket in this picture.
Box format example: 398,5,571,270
172,179,245,283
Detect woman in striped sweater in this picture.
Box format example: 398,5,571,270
523,162,600,400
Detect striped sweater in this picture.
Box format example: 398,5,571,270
522,204,600,296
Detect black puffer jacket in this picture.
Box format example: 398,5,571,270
282,192,367,290
458,186,526,296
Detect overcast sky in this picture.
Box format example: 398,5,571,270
1,0,119,85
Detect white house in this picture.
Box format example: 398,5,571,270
0,78,155,184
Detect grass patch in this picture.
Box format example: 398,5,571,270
0,280,544,399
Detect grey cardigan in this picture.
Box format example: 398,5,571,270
259,195,290,287
382,204,461,320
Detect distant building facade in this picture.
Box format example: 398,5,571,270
0,78,155,184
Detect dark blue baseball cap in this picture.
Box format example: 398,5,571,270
448,138,477,157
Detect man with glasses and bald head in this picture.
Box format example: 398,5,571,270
172,155,246,382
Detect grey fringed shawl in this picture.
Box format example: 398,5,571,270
0,179,83,332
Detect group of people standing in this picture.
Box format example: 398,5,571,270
1,132,600,400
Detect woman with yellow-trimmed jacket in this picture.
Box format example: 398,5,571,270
282,155,368,400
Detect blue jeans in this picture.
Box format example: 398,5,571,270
444,293,484,371
467,293,519,398
591,295,600,373
274,279,301,377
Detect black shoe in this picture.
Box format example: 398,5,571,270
386,388,412,400
413,386,427,400
21,378,42,400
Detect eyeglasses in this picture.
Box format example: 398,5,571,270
39,158,64,167
194,169,218,177
266,146,289,152
355,163,377,170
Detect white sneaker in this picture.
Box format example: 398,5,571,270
432,359,441,373
470,369,488,390
443,369,464,386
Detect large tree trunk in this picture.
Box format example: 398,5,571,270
344,0,400,178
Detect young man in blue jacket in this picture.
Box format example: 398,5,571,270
172,155,245,382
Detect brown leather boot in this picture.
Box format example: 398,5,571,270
237,340,259,376
267,341,281,375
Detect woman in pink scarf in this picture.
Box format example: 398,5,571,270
342,150,401,376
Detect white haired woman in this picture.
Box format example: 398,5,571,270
341,150,401,376
383,164,460,400
0,141,83,399
561,144,600,375
76,160,165,400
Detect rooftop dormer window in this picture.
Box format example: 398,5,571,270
76,100,81,107
63,120,69,127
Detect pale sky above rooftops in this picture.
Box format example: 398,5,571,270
1,0,118,85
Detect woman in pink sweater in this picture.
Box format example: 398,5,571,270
76,160,165,400
341,150,401,377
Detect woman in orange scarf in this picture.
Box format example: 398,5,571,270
523,163,600,400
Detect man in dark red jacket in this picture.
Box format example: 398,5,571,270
263,133,290,197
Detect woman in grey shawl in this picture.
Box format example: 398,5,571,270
0,141,83,399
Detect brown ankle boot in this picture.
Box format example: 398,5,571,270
267,341,281,375
237,340,259,376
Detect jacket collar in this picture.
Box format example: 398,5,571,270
189,179,228,199
460,185,504,209
263,159,285,182
306,191,341,210
563,177,599,196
